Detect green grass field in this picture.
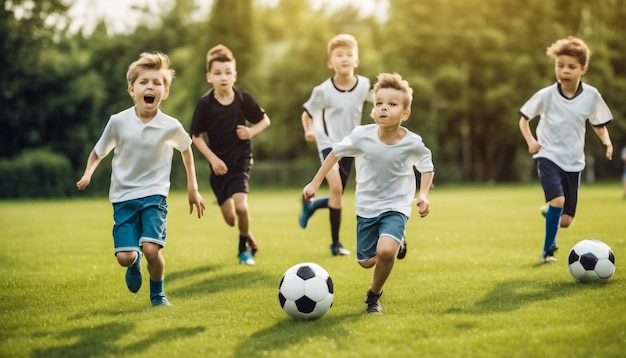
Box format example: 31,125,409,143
1,184,625,357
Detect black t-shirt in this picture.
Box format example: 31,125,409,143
190,88,265,167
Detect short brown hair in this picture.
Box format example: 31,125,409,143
373,73,413,109
327,34,358,57
206,44,236,71
126,52,175,87
546,36,590,67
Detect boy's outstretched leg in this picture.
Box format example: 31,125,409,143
143,242,171,307
542,205,563,263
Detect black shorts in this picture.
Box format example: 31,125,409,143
321,147,353,192
210,160,251,206
537,158,580,217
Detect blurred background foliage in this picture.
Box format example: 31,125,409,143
1,0,625,198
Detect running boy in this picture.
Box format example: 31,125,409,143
303,73,434,314
76,52,206,307
190,44,271,266
299,34,371,256
519,36,613,263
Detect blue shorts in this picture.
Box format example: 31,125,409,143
112,195,168,254
356,211,408,262
537,158,580,217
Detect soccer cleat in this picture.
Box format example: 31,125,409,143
247,236,258,256
238,250,256,265
298,195,314,229
397,240,407,260
365,289,383,314
546,245,559,257
330,242,350,256
125,251,143,293
540,204,549,218
151,295,173,307
542,256,557,263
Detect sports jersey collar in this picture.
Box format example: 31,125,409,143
556,81,584,100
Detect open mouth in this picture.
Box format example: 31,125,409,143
144,95,155,104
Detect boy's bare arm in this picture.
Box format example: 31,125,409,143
303,151,340,200
191,134,228,175
301,111,316,142
592,126,613,160
76,149,102,190
416,171,434,217
180,148,205,218
519,116,541,154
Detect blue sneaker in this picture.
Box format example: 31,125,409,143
238,250,256,265
298,196,314,229
125,251,142,293
151,295,173,307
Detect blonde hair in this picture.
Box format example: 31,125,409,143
546,36,590,67
373,73,413,108
206,44,236,71
327,34,358,57
126,52,175,87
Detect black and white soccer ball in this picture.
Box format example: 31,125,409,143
278,262,333,320
568,239,615,283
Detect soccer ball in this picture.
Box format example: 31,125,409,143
278,262,334,320
568,239,615,283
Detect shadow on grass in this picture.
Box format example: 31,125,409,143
233,311,363,358
31,322,205,358
169,269,273,298
446,279,582,314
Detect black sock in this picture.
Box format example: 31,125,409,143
238,235,248,253
329,207,341,245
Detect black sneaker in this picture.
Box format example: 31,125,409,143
365,289,383,314
397,240,407,260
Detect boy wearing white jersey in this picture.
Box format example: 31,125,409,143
519,36,613,264
299,34,371,256
303,73,434,314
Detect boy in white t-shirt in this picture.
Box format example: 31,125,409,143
299,34,372,256
303,73,434,314
77,52,205,307
519,36,613,263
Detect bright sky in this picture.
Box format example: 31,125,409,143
66,0,389,35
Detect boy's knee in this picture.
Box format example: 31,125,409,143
115,251,136,267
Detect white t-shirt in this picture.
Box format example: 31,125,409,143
520,82,612,172
303,75,371,153
94,107,192,203
333,124,434,218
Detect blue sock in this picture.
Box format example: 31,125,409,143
150,279,165,300
543,205,562,256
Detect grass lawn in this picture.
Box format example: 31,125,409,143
1,184,625,357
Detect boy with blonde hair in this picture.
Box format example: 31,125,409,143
191,44,271,265
519,36,613,263
300,34,372,256
77,52,206,307
304,73,434,313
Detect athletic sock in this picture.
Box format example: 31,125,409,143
329,207,341,245
238,235,248,253
543,205,563,256
150,279,164,300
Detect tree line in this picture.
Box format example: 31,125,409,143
1,0,625,198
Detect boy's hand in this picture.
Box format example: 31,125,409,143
527,140,541,155
189,190,205,218
415,198,430,218
76,176,91,191
236,125,251,140
210,159,228,176
304,130,316,143
303,183,318,201
605,143,613,160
